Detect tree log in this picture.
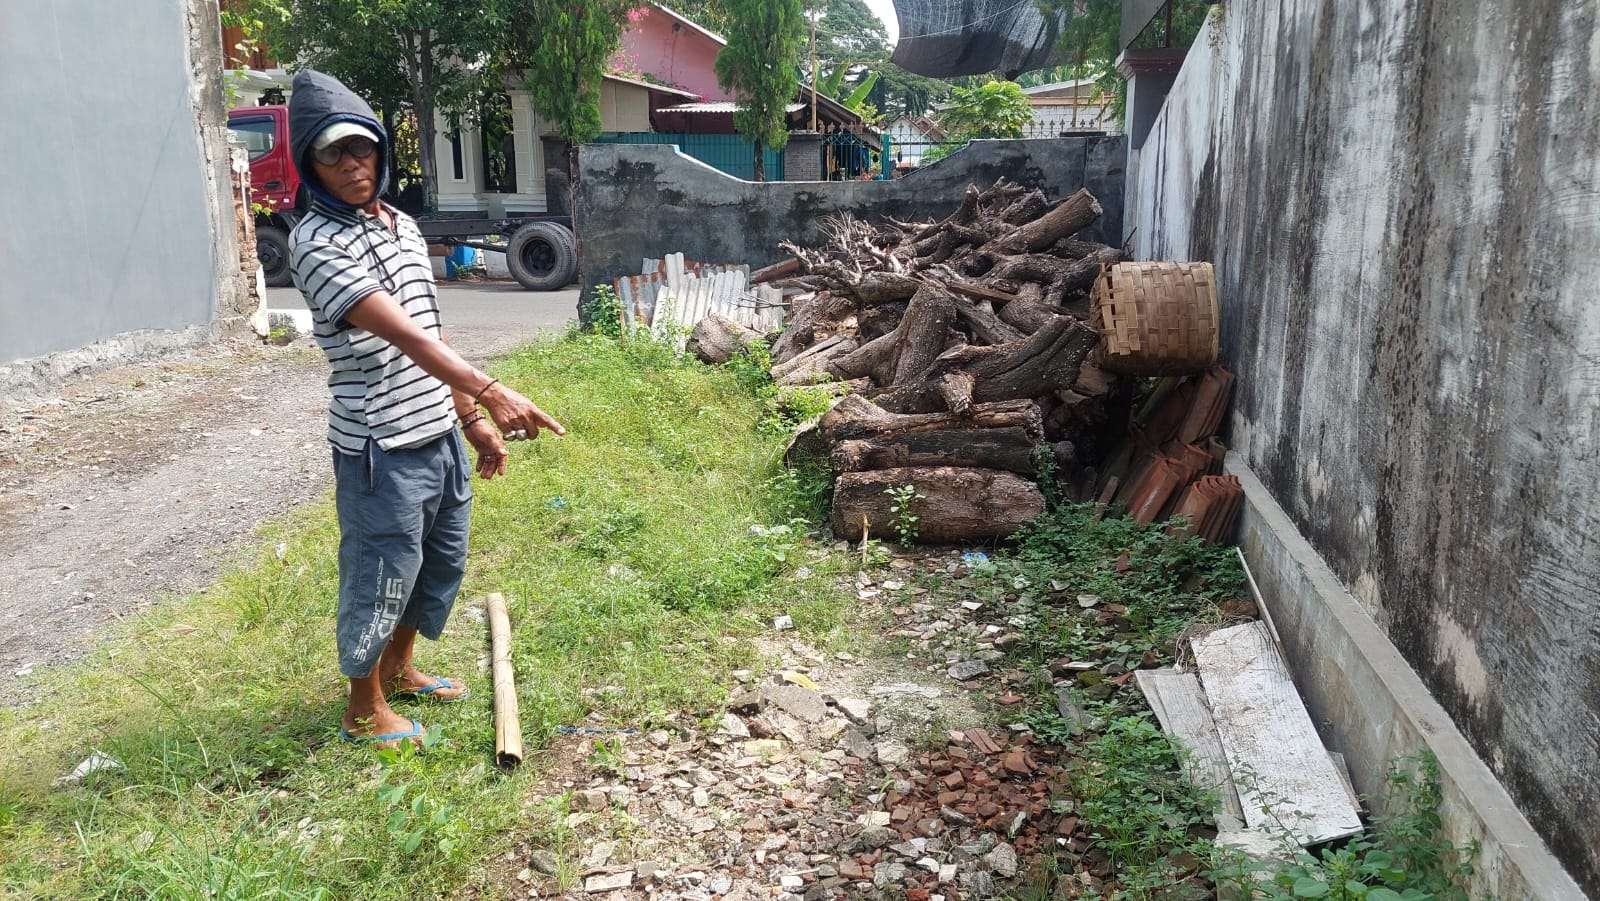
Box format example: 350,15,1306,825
952,295,1025,346
771,291,853,364
772,334,860,386
751,257,801,285
871,314,1100,413
830,427,1041,475
687,314,763,365
995,283,1057,334
1056,247,1123,296
852,271,921,304
825,284,955,385
984,188,1102,255
819,394,1043,442
998,189,1048,225
830,466,1045,543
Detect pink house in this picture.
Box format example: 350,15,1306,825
613,4,732,103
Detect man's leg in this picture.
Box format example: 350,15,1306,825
333,440,434,744
382,431,472,698
376,625,467,700
344,668,417,746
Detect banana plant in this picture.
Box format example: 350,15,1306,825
842,70,879,110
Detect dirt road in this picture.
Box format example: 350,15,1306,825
0,285,575,701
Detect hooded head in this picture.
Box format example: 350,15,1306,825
288,69,390,211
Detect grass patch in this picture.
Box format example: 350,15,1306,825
0,333,851,898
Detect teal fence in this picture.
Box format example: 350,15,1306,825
593,132,784,181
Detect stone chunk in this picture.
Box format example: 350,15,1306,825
873,862,908,888
584,871,632,893
833,696,872,723
985,842,1018,878
763,684,828,723
530,850,560,875
947,660,990,681
875,740,910,766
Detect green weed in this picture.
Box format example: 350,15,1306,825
886,483,927,546
1069,716,1216,890
1215,752,1475,901
582,284,624,338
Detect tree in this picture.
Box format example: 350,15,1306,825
716,0,808,181
937,79,1033,137
668,0,734,34
805,0,948,120
499,0,635,205
246,0,496,213
918,79,1033,165
1034,0,1214,121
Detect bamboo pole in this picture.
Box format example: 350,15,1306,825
488,592,523,767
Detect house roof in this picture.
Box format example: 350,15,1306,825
894,115,947,140
1021,78,1098,95
657,101,806,113
648,2,728,47
603,72,700,100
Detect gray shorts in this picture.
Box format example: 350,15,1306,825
332,430,472,678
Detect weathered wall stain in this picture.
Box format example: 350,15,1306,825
574,137,1126,314
1131,0,1600,891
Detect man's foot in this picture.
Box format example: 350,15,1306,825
382,665,470,702
341,703,425,750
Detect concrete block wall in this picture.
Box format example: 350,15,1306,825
575,136,1126,311
1129,2,1600,892
783,132,823,181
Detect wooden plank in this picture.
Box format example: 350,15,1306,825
1193,623,1363,846
1136,668,1246,830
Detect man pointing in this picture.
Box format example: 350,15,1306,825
286,69,563,748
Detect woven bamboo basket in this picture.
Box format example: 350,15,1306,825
1092,261,1219,375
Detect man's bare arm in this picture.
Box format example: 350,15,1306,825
344,291,564,437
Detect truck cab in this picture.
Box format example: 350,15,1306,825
227,104,301,286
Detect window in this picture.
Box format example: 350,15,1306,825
449,129,464,180
228,118,275,160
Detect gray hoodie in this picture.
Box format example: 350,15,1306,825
287,69,390,211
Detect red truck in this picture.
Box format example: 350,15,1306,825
227,104,577,290
227,105,301,286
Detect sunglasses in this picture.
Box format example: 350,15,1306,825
312,136,377,167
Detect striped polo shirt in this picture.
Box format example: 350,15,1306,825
289,200,456,455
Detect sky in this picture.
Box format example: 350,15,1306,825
863,0,901,46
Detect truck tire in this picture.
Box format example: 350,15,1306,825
552,222,577,254
507,221,577,291
256,225,293,288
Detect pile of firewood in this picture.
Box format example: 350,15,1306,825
734,178,1132,542
687,177,1240,543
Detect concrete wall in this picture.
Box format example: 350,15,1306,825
0,0,241,365
576,136,1125,304
1130,3,1599,892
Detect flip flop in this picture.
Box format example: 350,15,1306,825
392,676,470,703
338,718,425,746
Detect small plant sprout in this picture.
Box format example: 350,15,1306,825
886,483,927,546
